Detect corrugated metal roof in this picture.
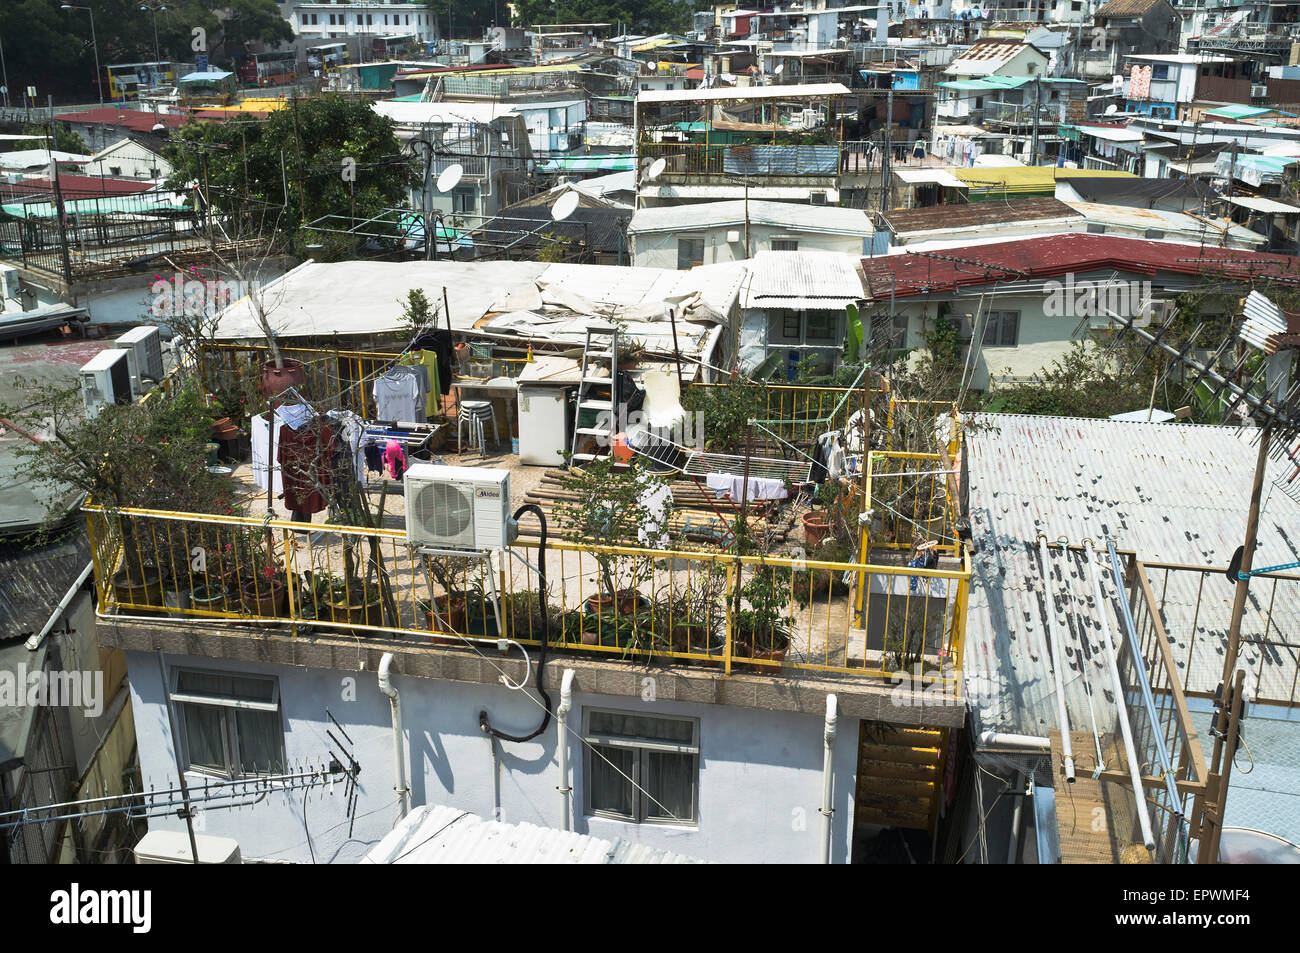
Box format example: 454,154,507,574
637,82,850,103
964,415,1300,736
362,804,707,863
629,199,870,237
886,197,1080,236
860,233,1300,299
1096,0,1171,18
742,250,865,309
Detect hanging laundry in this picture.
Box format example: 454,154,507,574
383,440,408,480
418,349,442,417
412,329,454,396
363,442,384,474
277,418,340,516
373,366,425,423
704,473,788,501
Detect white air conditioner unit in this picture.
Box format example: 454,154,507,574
133,830,242,864
404,463,512,551
113,325,165,396
80,349,132,419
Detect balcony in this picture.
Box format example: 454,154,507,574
638,141,840,188
0,188,282,290
84,346,970,707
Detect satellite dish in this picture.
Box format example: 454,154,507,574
436,163,463,193
774,62,784,75
646,157,667,181
1104,104,1118,115
551,189,580,222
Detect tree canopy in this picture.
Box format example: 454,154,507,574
0,0,291,101
164,96,415,257
508,0,694,34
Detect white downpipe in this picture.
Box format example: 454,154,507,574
1007,770,1025,865
1085,556,1156,853
377,653,410,818
977,731,1052,752
26,561,93,651
557,669,576,832
820,694,838,864
1039,538,1076,783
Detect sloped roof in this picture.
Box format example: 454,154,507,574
629,199,871,237
57,108,185,132
963,414,1300,738
885,197,1080,236
1096,0,1172,17
860,233,1300,298
363,804,706,863
743,250,865,309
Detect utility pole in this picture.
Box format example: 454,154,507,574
1030,76,1041,165
1201,421,1271,863
880,87,893,215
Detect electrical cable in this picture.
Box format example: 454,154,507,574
479,503,552,743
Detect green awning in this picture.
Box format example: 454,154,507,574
536,155,635,173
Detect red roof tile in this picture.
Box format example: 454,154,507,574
57,108,186,132
860,234,1300,299
0,174,158,201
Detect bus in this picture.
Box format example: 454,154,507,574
306,43,350,74
105,62,177,101
239,50,299,88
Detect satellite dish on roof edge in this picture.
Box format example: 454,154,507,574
436,163,463,193
646,157,667,182
551,189,580,222
1104,104,1118,115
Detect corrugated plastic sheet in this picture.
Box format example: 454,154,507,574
964,415,1300,736
362,804,706,864
743,250,865,309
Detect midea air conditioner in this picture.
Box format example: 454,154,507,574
79,349,132,419
404,463,513,551
113,325,165,396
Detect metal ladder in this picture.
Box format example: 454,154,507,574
570,323,619,463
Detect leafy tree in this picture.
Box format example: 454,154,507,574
164,95,415,257
423,0,503,37
0,0,290,102
509,0,693,34
17,125,87,155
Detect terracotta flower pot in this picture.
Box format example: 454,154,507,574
582,593,616,644
113,567,163,612
425,595,466,645
261,359,305,403
241,577,286,618
803,512,831,549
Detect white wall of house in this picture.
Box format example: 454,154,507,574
88,138,172,183
124,650,858,863
632,225,866,269
891,292,1095,391
516,101,588,156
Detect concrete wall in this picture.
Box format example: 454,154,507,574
894,293,1089,391
631,225,865,269
125,650,858,863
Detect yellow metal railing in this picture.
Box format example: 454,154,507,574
85,504,970,688
199,343,528,421
865,451,958,556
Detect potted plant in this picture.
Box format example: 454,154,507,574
734,563,793,669
235,532,287,618
323,573,384,628
551,458,667,640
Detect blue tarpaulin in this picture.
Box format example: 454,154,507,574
722,145,838,175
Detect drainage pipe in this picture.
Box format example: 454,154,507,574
1038,538,1075,783
821,693,838,864
378,653,410,818
1085,555,1155,853
557,669,576,831
976,731,1051,752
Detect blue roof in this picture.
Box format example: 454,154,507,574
180,70,234,83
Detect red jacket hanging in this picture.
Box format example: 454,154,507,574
277,420,339,515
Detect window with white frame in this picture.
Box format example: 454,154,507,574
170,669,285,778
583,709,699,825
982,309,1020,347
677,236,705,269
